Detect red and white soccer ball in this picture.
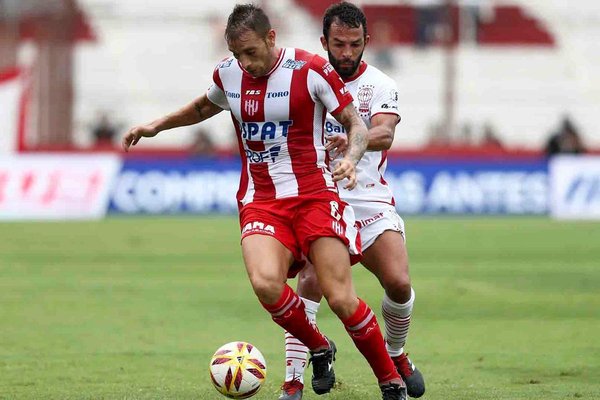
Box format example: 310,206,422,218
209,341,267,399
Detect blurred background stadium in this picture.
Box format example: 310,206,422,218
2,0,600,153
1,1,599,399
1,0,599,219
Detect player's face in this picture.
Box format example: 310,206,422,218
228,29,277,78
321,21,370,79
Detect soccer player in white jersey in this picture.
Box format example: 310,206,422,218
121,4,406,400
279,3,425,400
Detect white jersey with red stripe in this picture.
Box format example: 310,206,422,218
325,62,401,205
206,47,353,206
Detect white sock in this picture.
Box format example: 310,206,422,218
382,288,415,357
284,298,320,384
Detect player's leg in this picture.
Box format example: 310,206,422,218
362,230,413,350
280,263,323,400
242,234,329,352
239,200,332,355
296,195,405,398
296,262,324,303
309,237,405,394
359,209,425,398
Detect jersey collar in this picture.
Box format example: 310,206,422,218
342,61,368,83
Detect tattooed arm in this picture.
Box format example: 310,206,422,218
330,103,369,189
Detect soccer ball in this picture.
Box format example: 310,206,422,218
209,341,267,398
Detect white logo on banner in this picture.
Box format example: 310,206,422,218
550,156,600,220
111,170,239,214
387,170,548,215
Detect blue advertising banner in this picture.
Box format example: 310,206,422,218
108,157,549,215
109,158,241,214
386,159,548,215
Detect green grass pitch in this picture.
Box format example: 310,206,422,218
1,216,599,399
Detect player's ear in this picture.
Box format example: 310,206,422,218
320,36,328,51
266,29,276,47
364,34,371,46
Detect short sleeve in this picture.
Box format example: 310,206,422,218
307,55,354,115
371,77,400,120
206,66,230,111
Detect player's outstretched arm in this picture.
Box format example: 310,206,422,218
122,94,223,152
331,103,368,189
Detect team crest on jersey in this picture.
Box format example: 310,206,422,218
244,99,259,116
357,85,374,113
282,59,307,70
217,59,234,69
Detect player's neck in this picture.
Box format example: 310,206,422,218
267,47,282,73
343,61,367,82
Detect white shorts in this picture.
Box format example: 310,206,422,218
351,201,406,250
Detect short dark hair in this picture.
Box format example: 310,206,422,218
225,4,271,42
323,2,367,40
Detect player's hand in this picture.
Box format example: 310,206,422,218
325,134,348,159
332,158,357,190
122,124,159,152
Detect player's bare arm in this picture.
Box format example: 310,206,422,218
331,103,368,189
366,113,400,151
122,94,223,152
325,113,401,156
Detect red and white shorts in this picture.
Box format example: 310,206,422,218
239,191,362,277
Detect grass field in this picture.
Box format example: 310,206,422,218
1,216,599,400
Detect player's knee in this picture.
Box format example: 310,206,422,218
297,267,322,300
248,272,283,304
384,273,412,303
382,268,411,303
324,292,356,319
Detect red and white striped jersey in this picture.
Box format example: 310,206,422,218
325,62,401,205
207,47,353,206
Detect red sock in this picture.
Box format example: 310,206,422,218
342,298,401,384
260,284,328,351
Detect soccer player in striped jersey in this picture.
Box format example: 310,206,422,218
122,4,406,400
279,3,425,400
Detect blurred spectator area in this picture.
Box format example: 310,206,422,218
3,0,600,156
0,0,95,148
295,1,554,47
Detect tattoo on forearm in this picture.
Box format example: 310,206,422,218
194,101,203,117
345,113,368,165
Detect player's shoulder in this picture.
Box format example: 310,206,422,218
362,63,397,88
287,48,318,63
288,48,332,72
277,48,311,71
